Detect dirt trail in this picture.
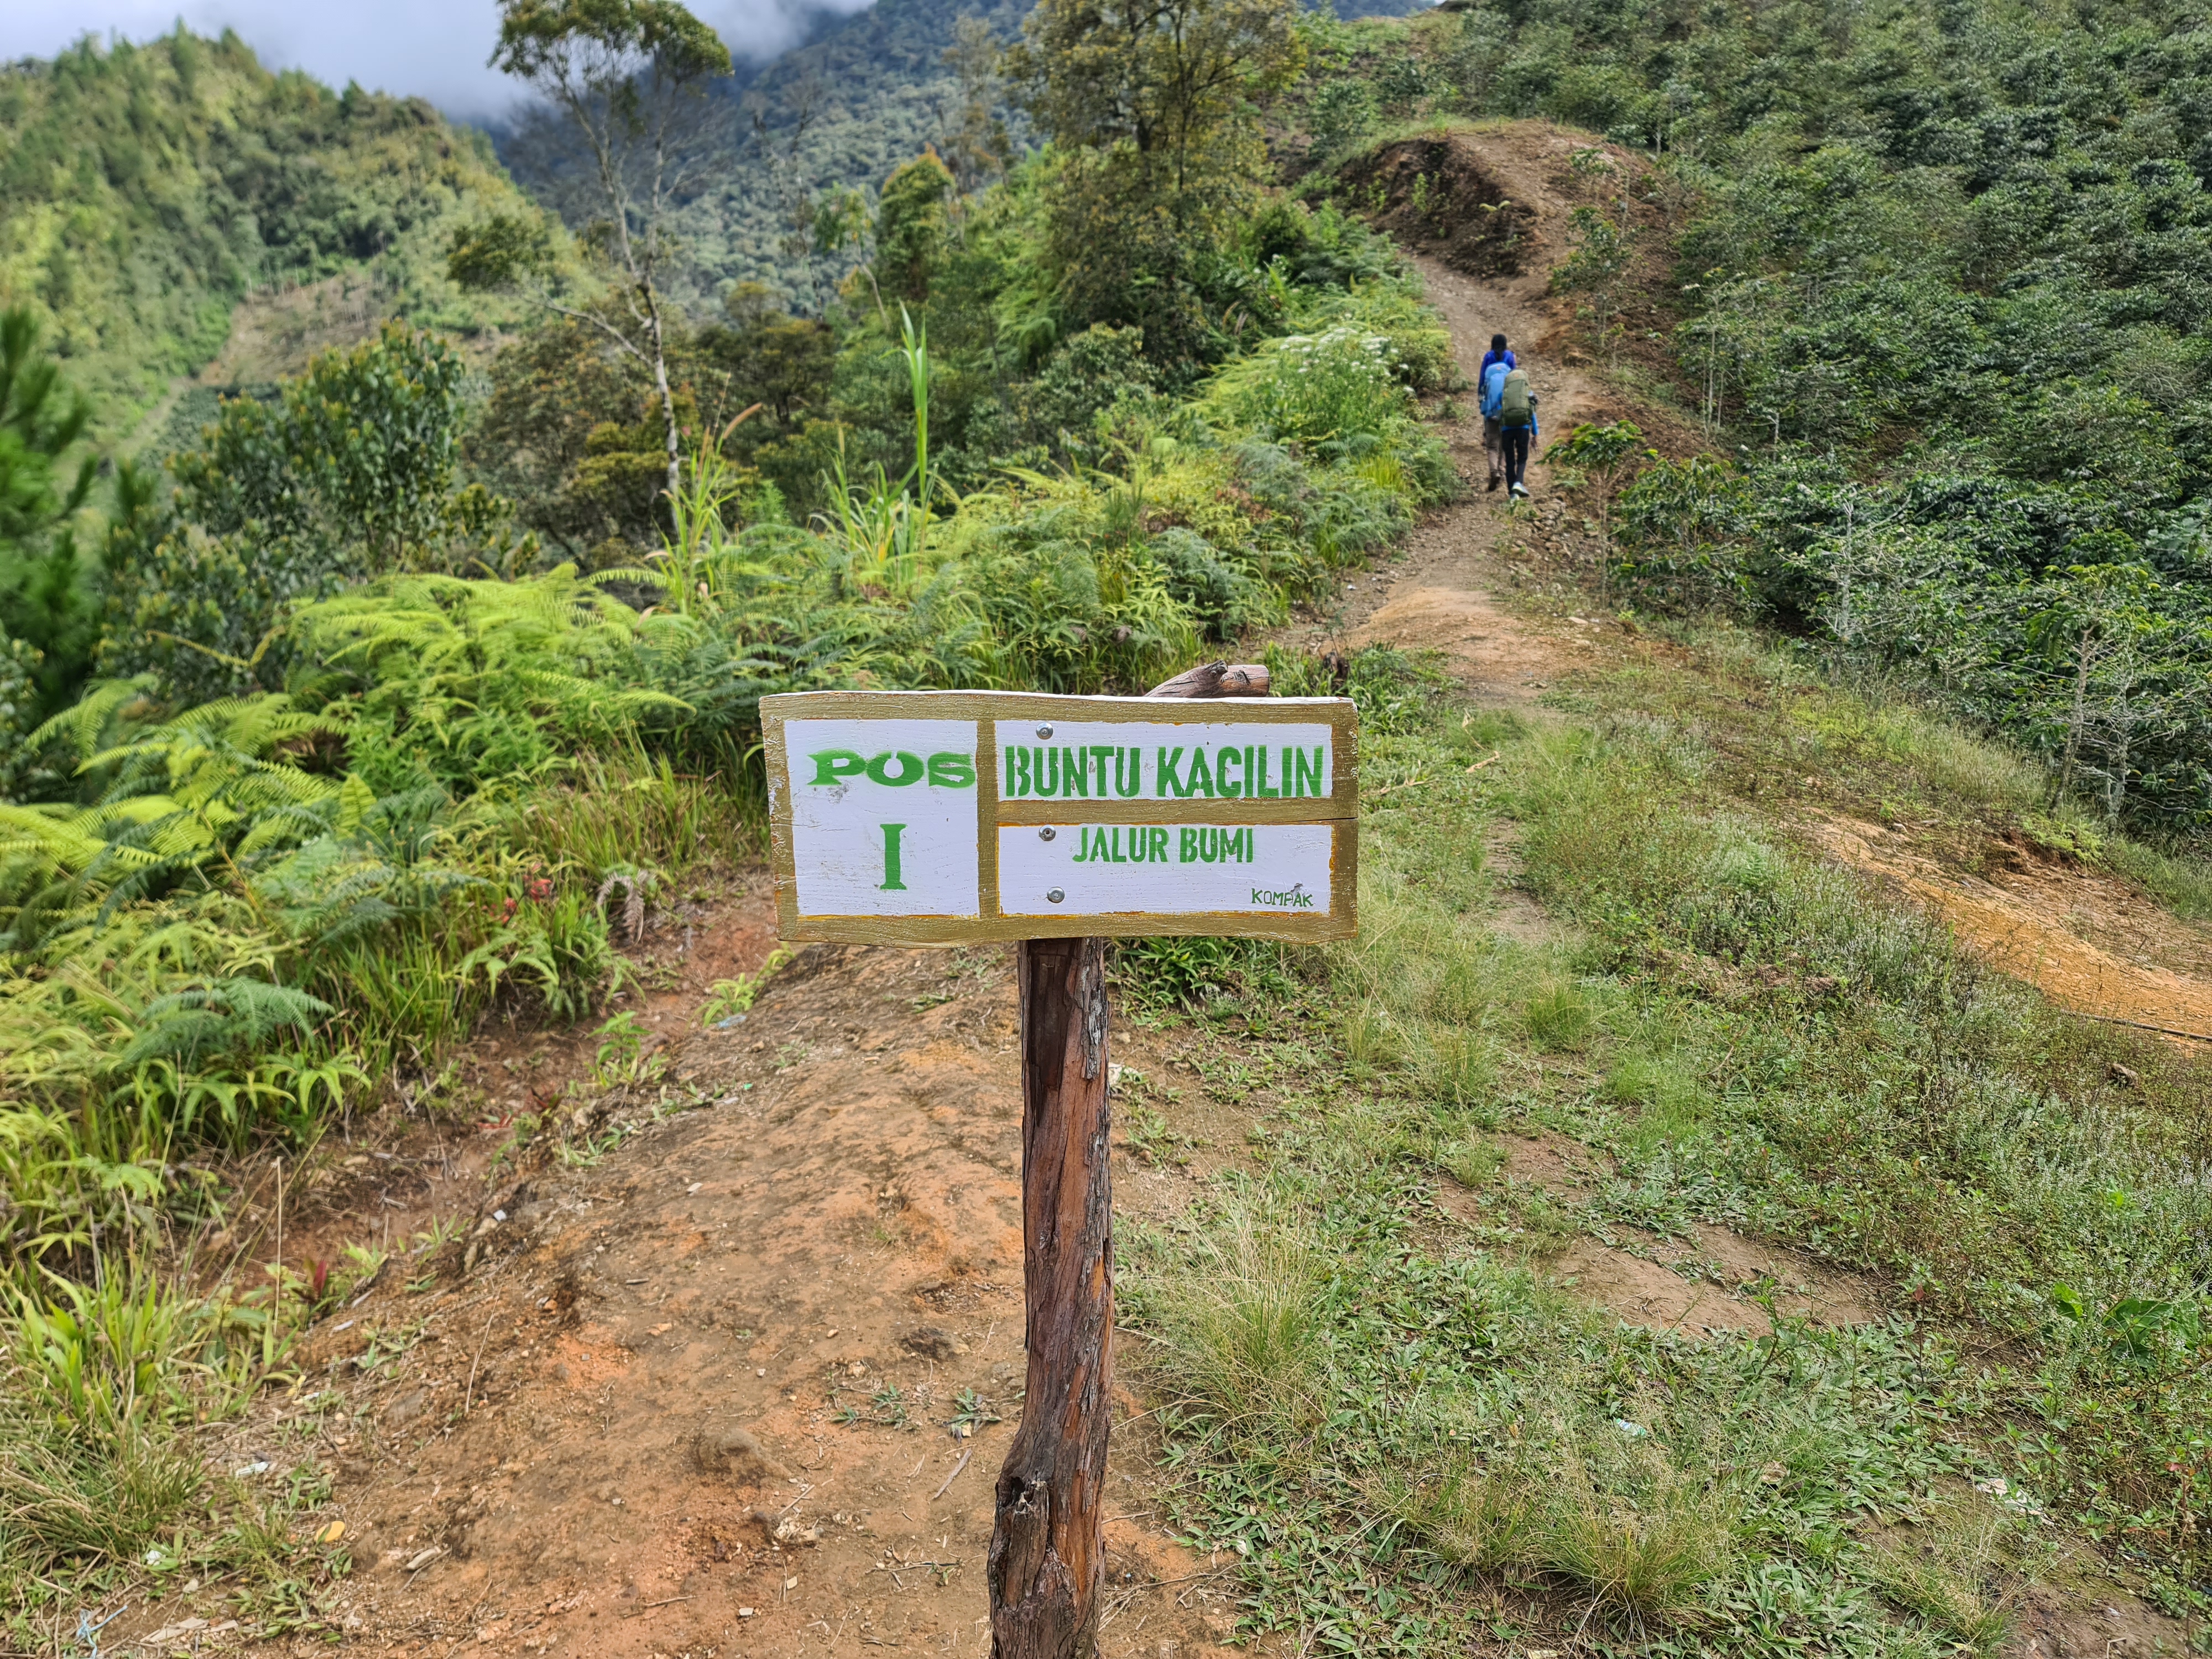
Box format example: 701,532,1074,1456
1322,128,2212,1047
1292,126,1677,691
1296,253,1614,691
196,939,1241,1659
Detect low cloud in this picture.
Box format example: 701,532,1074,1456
1,0,871,122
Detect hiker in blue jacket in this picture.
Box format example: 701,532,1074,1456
1478,333,1515,491
1493,362,1540,498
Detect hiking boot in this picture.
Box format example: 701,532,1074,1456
1486,475,1500,492
1509,483,1529,498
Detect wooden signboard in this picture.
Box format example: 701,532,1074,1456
759,672,1357,1659
761,689,1359,946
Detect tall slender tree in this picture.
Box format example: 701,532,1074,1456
0,306,97,722
450,0,732,504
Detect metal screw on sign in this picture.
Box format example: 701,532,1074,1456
759,656,1355,1658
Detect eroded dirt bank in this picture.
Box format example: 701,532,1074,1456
191,935,1247,1659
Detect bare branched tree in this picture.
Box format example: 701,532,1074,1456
449,0,732,503
744,73,828,312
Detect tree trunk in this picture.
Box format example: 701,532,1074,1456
647,286,681,506
989,937,1113,1659
1142,660,1270,700
2059,626,2094,801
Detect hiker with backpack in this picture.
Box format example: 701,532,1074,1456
1478,333,1516,489
1493,361,1540,498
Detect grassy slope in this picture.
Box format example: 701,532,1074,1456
1119,637,2211,1653
1112,39,2212,1646
0,28,544,438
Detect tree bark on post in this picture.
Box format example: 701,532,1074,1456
988,662,1270,1659
988,936,1113,1657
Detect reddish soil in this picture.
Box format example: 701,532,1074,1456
1439,1129,1876,1337
206,880,784,1304
1806,813,2212,1044
164,941,1248,1659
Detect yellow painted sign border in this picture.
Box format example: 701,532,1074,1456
762,690,1359,944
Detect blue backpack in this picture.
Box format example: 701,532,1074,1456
1480,361,1510,419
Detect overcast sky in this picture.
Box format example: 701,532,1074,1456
0,0,866,120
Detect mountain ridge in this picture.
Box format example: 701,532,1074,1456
0,26,546,438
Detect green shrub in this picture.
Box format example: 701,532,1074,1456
1311,80,1381,156
1217,325,1415,442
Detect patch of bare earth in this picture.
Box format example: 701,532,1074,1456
168,936,1243,1659
1438,1131,1873,1336
221,881,782,1285
1806,813,2212,1044
2012,1584,2190,1659
1547,1225,1876,1339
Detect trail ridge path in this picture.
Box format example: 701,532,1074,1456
1297,250,1615,697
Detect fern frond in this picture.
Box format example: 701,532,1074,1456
26,676,161,764
116,977,332,1068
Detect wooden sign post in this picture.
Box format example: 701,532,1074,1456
762,669,1358,1658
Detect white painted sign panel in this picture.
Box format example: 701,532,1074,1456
763,690,1358,944
783,717,980,918
997,823,1338,916
992,721,1337,802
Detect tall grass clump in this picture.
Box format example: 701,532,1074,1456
1508,712,2212,1583
1134,1220,1327,1453
0,1261,274,1579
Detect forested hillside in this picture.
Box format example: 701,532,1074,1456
0,28,545,434
498,0,1434,305
1306,0,2212,831
498,0,1027,308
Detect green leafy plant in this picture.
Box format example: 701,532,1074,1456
947,1387,1003,1436
700,945,797,1026
590,1010,663,1089
1544,421,1650,591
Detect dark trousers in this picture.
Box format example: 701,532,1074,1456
1501,425,1532,490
